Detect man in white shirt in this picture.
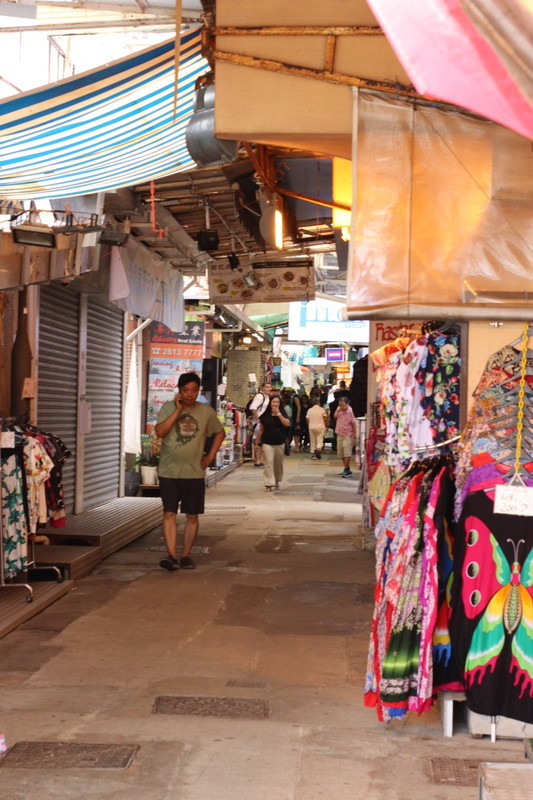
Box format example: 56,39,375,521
249,382,272,466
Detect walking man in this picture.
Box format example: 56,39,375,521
334,396,357,477
249,382,272,466
155,372,226,571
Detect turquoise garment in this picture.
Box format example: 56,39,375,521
2,454,28,578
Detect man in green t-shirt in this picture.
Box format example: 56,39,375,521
155,372,225,571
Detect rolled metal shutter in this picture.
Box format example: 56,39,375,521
37,284,80,514
83,297,124,510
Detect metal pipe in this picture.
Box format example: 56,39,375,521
126,318,152,341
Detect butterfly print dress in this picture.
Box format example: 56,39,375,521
450,490,533,724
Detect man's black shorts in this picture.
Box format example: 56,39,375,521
159,477,205,515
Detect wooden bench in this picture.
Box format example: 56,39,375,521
33,544,103,581
42,497,162,558
0,580,74,639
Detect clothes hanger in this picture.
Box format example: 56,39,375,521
421,320,460,336
503,323,533,349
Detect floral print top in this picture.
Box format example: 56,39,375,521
415,333,461,443
376,331,461,467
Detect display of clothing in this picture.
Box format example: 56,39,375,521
366,330,533,728
364,457,456,723
448,332,533,725
1,422,70,581
450,489,532,724
2,447,28,578
455,340,533,520
374,329,461,468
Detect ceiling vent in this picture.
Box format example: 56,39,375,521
186,82,239,167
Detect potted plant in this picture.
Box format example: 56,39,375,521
134,431,160,485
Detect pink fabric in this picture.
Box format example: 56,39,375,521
366,0,533,139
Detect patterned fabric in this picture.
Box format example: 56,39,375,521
415,333,461,443
2,452,28,578
455,343,533,519
450,490,533,724
364,461,456,722
23,438,55,534
1,428,71,578
375,330,461,468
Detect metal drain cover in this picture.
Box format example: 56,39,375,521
153,695,269,719
430,758,481,786
0,742,139,769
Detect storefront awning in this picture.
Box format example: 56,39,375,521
346,90,533,321
0,27,207,200
365,0,533,140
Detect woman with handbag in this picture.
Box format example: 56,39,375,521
257,396,291,491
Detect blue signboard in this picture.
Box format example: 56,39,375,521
326,347,344,362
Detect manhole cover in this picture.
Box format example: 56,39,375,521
0,742,139,769
226,679,267,689
153,695,269,719
430,758,481,786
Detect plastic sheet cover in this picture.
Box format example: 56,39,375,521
346,91,533,320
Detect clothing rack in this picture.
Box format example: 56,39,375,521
413,434,461,453
0,418,33,602
0,416,67,600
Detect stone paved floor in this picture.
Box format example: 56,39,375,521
0,450,526,799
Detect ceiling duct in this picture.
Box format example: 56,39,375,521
186,82,239,167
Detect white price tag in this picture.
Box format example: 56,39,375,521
494,483,533,516
0,432,15,448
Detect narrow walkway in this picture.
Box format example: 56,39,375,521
0,452,525,799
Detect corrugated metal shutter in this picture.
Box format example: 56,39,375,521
37,284,80,514
83,297,124,510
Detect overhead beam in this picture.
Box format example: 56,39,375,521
148,203,213,270
212,49,418,98
0,18,179,33
3,0,200,18
212,25,383,36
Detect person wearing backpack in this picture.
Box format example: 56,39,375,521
248,382,272,466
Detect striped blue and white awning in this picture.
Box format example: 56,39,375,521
0,27,207,200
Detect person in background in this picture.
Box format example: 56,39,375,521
197,386,210,404
306,398,329,460
328,381,351,445
299,393,311,452
250,382,272,467
257,396,291,491
350,355,369,417
309,382,321,402
291,392,302,452
334,396,357,478
155,372,226,571
280,389,293,455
